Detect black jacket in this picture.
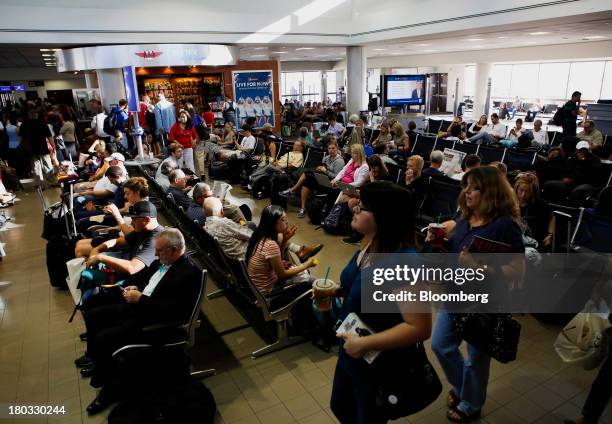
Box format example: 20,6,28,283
565,154,601,186
129,255,201,325
167,186,193,210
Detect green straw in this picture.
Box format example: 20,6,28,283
323,266,331,285
436,213,442,224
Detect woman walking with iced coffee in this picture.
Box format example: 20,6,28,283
318,181,432,423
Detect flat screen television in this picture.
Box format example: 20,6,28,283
381,74,426,107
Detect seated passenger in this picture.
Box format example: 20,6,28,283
249,140,305,189
373,143,398,166
332,144,369,205
79,201,163,278
167,169,193,210
155,143,183,180
279,141,345,218
74,166,125,212
468,113,506,145
423,150,444,177
203,197,253,260
80,229,200,415
155,161,177,192
531,119,549,147
217,124,256,161
451,154,481,181
246,205,318,308
445,123,467,143
514,172,552,247
404,155,428,204
190,182,249,225
577,120,604,148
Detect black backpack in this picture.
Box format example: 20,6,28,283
270,172,290,209
552,106,564,126
103,110,118,136
306,194,331,226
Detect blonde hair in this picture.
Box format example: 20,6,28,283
408,155,425,178
350,143,366,165
513,172,540,205
458,166,520,224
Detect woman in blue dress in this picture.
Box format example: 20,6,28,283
318,181,433,424
428,166,525,422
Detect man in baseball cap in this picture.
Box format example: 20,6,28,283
105,152,128,177
85,200,163,275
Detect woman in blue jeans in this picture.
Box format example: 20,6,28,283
427,166,525,422
319,181,432,424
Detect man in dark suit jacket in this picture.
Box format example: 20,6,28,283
82,228,201,414
411,81,424,100
167,169,193,210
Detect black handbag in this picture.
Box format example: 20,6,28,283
452,313,521,363
373,343,442,419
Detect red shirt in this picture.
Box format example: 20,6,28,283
138,102,149,128
169,123,197,148
202,112,215,126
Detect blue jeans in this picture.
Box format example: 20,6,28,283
431,311,491,416
468,132,497,145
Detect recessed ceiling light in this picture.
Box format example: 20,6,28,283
52,49,61,51
466,38,484,41
391,52,403,55
295,47,315,51
416,43,431,47
253,47,267,50
584,35,605,40
374,48,386,51
42,53,54,56
270,51,287,54
249,54,266,58
529,31,550,35
423,49,438,53
40,48,53,51
497,36,508,39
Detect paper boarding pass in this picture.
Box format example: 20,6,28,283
336,312,380,364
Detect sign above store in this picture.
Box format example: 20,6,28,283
56,44,239,72
135,51,163,60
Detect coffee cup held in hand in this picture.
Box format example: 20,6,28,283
429,223,446,248
312,279,337,312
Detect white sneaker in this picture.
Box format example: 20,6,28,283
297,208,305,218
279,189,292,197
247,184,252,191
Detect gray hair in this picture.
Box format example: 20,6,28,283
430,150,444,165
349,114,359,124
192,183,211,200
157,228,186,254
161,161,177,176
169,169,185,184
203,197,223,217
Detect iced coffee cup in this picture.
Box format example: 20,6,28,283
429,223,446,248
312,279,338,312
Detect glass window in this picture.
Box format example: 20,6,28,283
491,65,512,98
303,71,322,103
367,68,380,94
464,65,475,97
326,71,337,102
538,63,570,100
392,68,418,75
567,61,605,101
601,61,612,100
510,64,539,99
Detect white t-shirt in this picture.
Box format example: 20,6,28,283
531,129,548,146
485,123,506,138
94,176,118,193
91,113,110,138
240,135,256,150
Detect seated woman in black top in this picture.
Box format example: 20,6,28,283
514,172,553,248
404,155,429,205
318,181,432,424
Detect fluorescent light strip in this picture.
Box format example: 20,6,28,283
529,31,550,35
466,38,484,41
295,47,315,51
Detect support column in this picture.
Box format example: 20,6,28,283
96,69,126,112
346,46,367,115
84,72,98,89
472,63,492,119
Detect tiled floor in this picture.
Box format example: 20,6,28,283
0,183,611,424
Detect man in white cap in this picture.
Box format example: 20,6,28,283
106,152,128,177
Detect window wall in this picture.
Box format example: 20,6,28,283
280,71,338,104
464,60,612,102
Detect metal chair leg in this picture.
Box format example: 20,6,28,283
206,288,226,299
251,320,307,358
191,369,216,380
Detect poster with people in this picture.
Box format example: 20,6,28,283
232,70,275,128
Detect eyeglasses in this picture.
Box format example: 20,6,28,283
353,203,371,213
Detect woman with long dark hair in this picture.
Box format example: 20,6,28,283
168,110,197,173
246,205,318,308
319,181,432,423
428,166,524,422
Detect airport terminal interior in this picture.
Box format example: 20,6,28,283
1,1,612,423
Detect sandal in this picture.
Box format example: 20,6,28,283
447,390,460,408
446,408,481,423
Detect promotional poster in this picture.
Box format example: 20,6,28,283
232,70,275,128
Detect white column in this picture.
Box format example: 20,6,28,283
472,63,492,119
346,46,367,115
96,69,126,112
84,72,98,89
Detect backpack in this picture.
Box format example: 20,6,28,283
103,110,118,136
323,203,352,235
552,106,564,126
209,161,229,180
270,172,290,209
306,194,331,226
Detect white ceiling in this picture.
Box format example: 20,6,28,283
239,14,612,61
